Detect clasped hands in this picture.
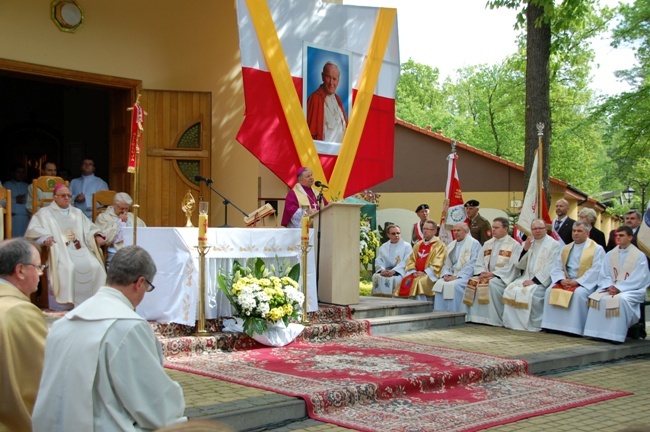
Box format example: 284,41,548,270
43,234,106,248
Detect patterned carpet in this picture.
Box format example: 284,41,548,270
165,335,630,432
153,304,370,357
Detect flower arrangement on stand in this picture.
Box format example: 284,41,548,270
217,258,304,338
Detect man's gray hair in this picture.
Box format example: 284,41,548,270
114,192,133,206
493,217,510,229
573,220,592,232
0,238,37,276
577,208,597,225
453,222,470,233
106,245,156,286
531,219,547,229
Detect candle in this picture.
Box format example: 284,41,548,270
198,213,208,246
301,215,309,241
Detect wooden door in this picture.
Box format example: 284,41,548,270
135,90,212,227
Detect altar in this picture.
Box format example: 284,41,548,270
123,227,318,325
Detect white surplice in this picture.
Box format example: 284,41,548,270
502,235,561,332
432,236,481,312
541,239,606,335
371,239,412,296
583,244,650,342
25,202,106,306
32,287,187,432
465,235,522,326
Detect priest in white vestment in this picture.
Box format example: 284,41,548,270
432,223,480,312
372,224,412,296
25,185,106,309
465,217,522,326
542,221,605,336
502,219,561,331
95,192,147,268
396,220,447,300
583,226,650,343
32,246,186,431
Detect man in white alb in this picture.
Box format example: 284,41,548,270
25,185,106,309
371,224,412,296
464,217,522,326
502,219,561,331
432,222,480,312
542,220,605,336
583,225,650,343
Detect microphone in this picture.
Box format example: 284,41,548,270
194,175,214,184
315,181,329,189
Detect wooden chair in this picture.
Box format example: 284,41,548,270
0,186,12,239
32,176,68,214
92,190,117,222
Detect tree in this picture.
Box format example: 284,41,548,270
395,59,452,131
595,0,650,203
487,0,608,204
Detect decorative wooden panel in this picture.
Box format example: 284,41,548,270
138,90,212,227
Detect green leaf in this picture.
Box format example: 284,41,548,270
288,263,300,283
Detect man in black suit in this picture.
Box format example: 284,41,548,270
606,209,642,251
552,199,575,246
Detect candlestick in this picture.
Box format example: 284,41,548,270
198,201,209,246
301,214,309,241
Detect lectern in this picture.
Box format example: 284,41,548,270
313,201,363,305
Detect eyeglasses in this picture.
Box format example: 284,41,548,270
23,263,48,273
144,278,155,292
55,194,72,198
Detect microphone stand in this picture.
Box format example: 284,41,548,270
201,180,249,227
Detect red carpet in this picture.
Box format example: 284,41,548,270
165,335,630,432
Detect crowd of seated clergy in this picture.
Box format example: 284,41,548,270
373,214,649,344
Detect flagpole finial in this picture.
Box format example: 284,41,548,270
536,122,544,136
451,140,457,153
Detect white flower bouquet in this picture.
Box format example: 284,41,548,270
218,258,304,337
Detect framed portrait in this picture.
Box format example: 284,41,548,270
302,43,352,155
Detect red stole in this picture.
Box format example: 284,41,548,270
398,242,434,296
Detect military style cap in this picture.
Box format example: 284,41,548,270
415,204,429,212
464,200,480,207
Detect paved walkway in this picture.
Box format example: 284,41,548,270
166,323,650,431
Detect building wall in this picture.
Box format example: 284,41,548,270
0,0,269,225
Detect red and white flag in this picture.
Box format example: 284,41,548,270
235,0,399,197
439,153,465,245
516,150,558,241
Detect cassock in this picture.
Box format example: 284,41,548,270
0,280,47,432
25,202,106,306
502,235,561,332
69,173,109,219
583,244,650,343
542,239,605,336
281,183,326,228
32,287,186,431
397,238,447,298
432,235,481,312
95,207,147,267
4,179,30,237
465,235,522,326
371,239,412,296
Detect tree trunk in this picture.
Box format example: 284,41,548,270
524,1,551,208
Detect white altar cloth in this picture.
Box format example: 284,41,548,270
123,227,318,325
